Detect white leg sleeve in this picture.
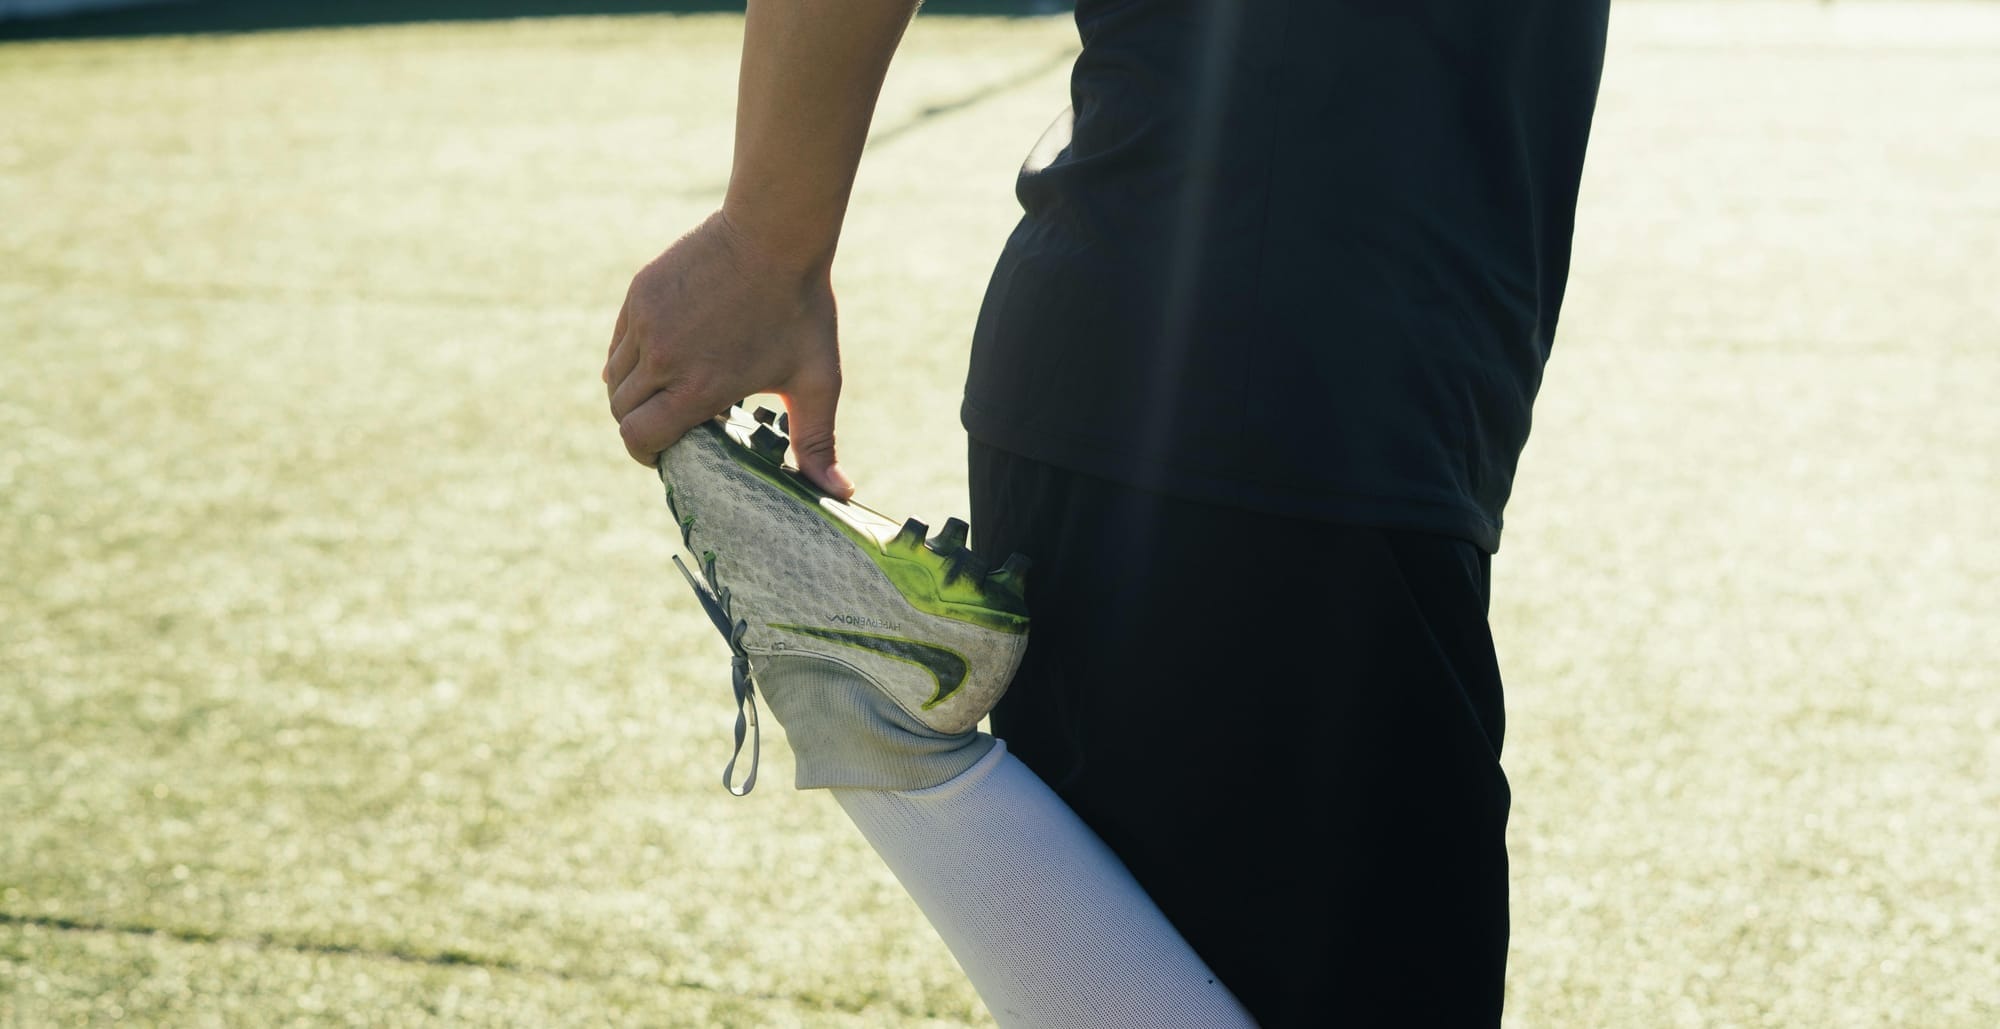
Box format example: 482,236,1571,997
831,741,1256,1029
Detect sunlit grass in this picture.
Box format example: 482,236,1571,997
2,3,1996,1026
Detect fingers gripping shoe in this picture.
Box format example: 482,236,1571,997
659,405,1031,794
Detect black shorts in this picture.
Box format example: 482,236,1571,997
969,439,1513,1027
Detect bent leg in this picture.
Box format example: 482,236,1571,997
659,411,1248,1024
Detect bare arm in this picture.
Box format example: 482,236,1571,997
605,0,922,493
725,0,918,273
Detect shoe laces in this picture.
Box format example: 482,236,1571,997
673,555,760,796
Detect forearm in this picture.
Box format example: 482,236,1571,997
722,0,920,276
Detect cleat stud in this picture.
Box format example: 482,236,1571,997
987,553,1032,599
752,406,778,426
893,517,929,549
928,517,969,552
748,425,789,464
777,411,789,434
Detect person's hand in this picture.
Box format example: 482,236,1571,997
604,210,854,498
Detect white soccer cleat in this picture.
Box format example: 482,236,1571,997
659,405,1030,793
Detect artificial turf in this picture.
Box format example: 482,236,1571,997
3,2,1996,1025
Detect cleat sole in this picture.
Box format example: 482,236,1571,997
668,406,1029,634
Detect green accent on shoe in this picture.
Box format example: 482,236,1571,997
772,623,971,709
688,420,1031,634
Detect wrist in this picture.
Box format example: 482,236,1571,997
717,201,839,284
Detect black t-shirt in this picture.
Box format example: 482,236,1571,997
963,0,1610,552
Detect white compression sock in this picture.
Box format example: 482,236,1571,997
831,741,1255,1029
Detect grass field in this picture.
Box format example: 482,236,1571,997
2,2,1996,1025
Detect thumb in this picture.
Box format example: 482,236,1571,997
780,367,854,500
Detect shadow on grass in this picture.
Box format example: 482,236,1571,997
0,0,1073,42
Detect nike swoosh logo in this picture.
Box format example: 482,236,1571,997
772,624,969,709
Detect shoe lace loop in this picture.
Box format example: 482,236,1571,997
674,555,760,796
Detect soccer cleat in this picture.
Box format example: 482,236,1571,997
659,405,1030,794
